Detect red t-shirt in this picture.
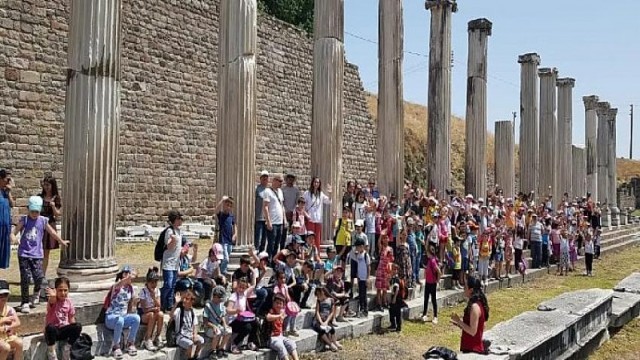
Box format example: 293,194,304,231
425,257,439,284
270,309,284,337
460,302,485,354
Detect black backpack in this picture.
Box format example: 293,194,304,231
70,333,94,360
254,315,272,349
165,302,193,348
154,226,173,262
423,346,458,360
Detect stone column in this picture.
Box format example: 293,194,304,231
538,68,557,201
607,107,620,225
312,0,344,241
58,0,123,291
596,102,610,206
217,0,257,247
377,0,404,198
518,53,541,196
572,145,586,198
556,77,575,197
464,18,492,198
425,0,457,197
584,95,599,201
494,120,515,199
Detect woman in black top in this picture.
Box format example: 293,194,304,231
40,176,62,278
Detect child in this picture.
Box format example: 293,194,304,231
138,268,164,351
477,229,493,286
452,238,462,289
273,270,299,337
267,294,300,360
558,231,570,276
334,207,354,264
104,266,140,358
303,233,324,283
583,230,595,276
374,233,394,311
494,233,505,280
11,196,69,314
389,264,407,332
323,246,340,278
312,287,341,352
291,197,310,237
569,233,578,271
351,238,371,317
174,289,204,360
203,286,231,358
594,228,602,259
226,278,257,354
0,280,22,360
422,245,440,324
325,266,350,321
504,228,514,276
45,277,81,360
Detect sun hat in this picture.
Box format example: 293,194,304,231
260,170,269,177
355,219,365,227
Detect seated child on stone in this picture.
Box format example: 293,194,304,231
174,289,204,360
203,286,231,358
45,277,81,360
325,265,350,321
0,280,23,360
312,287,342,352
267,293,300,360
138,267,163,351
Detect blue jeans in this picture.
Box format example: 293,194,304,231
221,243,233,275
531,241,542,269
267,224,284,260
254,221,267,252
161,269,178,311
105,313,140,347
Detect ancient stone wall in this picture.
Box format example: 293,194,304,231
0,0,375,225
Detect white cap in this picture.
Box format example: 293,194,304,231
355,219,365,227
406,217,415,225
259,170,269,177
257,252,269,260
465,194,474,199
478,197,485,203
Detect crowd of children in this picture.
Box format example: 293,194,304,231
0,171,608,359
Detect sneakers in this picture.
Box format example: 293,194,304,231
288,330,299,337
153,336,163,348
432,317,439,325
126,343,137,356
20,303,31,314
47,350,57,360
336,316,346,322
143,339,157,352
216,349,228,358
422,315,430,323
30,294,40,307
112,347,123,359
62,344,71,360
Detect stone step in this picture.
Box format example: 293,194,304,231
610,272,640,328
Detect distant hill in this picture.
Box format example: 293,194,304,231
365,93,640,190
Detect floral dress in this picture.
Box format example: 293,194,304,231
396,243,412,286
375,246,394,290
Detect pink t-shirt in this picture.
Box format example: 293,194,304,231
425,257,439,284
46,298,76,328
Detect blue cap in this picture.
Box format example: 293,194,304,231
28,196,43,212
119,265,132,274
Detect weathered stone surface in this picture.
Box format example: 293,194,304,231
495,120,515,199
613,272,640,294
596,102,611,205
556,77,575,197
610,291,640,328
606,107,620,225
537,288,613,316
0,0,375,226
464,18,491,198
518,53,540,196
377,0,404,198
584,95,599,200
538,67,557,200
572,145,586,198
426,0,456,197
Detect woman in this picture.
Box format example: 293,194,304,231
450,275,490,354
303,177,332,249
39,176,62,277
0,169,14,270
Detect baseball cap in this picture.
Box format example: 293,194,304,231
260,170,269,177
211,243,224,260
0,280,9,295
305,231,315,238
406,217,415,225
257,252,269,260
326,245,336,253
355,219,365,227
118,265,132,275
28,196,43,212
354,238,366,247
334,264,344,272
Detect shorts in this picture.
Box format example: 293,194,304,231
205,324,231,338
177,334,205,350
494,251,504,262
461,257,469,272
270,335,297,360
452,269,461,281
312,322,336,336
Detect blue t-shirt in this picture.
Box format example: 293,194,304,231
217,211,235,245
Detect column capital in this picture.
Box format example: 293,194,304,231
518,53,540,65
425,0,458,12
468,18,492,35
538,67,558,77
596,101,611,116
607,108,619,119
582,95,600,110
556,77,575,87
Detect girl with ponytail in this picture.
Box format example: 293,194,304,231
450,275,490,354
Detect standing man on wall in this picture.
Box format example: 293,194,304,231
254,170,269,252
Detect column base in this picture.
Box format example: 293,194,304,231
57,265,119,292
610,207,620,227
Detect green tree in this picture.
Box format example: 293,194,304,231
258,0,314,34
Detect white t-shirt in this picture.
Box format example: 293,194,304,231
262,188,284,225
198,258,220,279
584,240,594,254
354,202,366,223
303,190,331,223
138,286,160,311
513,236,524,250
174,307,198,339
227,291,248,324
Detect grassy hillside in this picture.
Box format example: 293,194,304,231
366,93,640,190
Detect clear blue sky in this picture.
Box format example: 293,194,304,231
344,0,640,158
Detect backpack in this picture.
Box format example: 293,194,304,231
70,333,94,360
154,226,173,262
423,346,458,360
332,218,343,243
254,315,273,349
166,302,193,348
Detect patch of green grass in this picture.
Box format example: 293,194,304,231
631,209,640,217
591,317,640,360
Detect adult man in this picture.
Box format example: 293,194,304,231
366,179,380,199
254,170,269,252
161,210,184,311
528,214,543,268
263,173,287,260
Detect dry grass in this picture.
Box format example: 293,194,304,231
591,317,640,360
617,158,640,183
306,245,640,360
